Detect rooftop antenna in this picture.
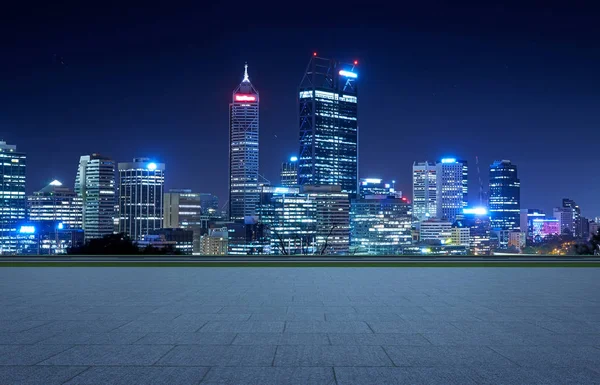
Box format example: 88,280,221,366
243,62,249,82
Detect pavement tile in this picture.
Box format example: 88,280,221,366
250,313,325,321
218,306,288,314
200,367,334,385
325,313,404,321
114,320,206,333
199,321,285,333
274,345,393,366
39,345,173,366
329,333,431,346
383,345,516,367
0,366,88,385
0,320,51,333
0,344,73,365
25,320,128,334
37,332,146,345
64,366,209,385
175,313,251,322
489,345,600,367
285,321,371,333
156,345,276,366
334,367,478,385
135,332,236,345
232,333,329,345
0,331,59,345
288,306,356,314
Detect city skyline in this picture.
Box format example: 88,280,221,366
1,4,598,217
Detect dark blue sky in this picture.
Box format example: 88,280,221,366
1,2,598,216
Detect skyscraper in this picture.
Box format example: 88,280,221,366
298,54,358,197
0,141,26,254
75,154,116,240
412,161,437,221
562,198,582,237
28,180,83,229
489,160,520,231
359,178,401,199
229,63,260,221
280,157,299,187
436,158,468,223
118,158,165,240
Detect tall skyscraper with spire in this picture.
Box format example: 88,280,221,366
229,64,260,221
298,54,359,198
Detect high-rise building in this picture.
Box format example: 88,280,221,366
200,227,229,255
280,157,299,187
419,219,453,243
0,141,26,254
359,178,401,199
258,186,317,255
412,161,437,221
489,160,520,232
456,208,491,255
298,55,358,198
350,196,412,255
163,189,204,228
562,198,582,237
199,193,219,216
553,205,576,236
75,154,116,240
436,158,468,223
229,64,260,221
118,158,165,240
302,185,350,255
28,180,83,229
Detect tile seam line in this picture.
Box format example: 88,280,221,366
59,366,92,385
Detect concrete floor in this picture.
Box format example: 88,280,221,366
0,267,599,384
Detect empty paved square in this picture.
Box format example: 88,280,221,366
0,267,599,384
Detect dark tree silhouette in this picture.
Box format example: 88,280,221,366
68,233,182,255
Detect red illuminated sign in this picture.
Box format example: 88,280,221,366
235,94,256,102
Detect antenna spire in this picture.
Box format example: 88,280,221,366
243,62,249,82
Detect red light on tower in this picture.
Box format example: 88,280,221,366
235,94,256,102
313,52,317,56
354,60,358,65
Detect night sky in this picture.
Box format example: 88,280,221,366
1,3,598,216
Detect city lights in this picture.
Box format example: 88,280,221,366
234,94,256,102
339,70,357,78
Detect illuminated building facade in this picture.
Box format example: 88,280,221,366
532,218,560,241
412,161,437,222
229,64,260,221
28,180,83,229
456,208,492,255
359,178,401,199
280,157,299,187
419,219,453,243
298,55,358,198
436,158,468,223
75,154,116,240
199,193,219,216
520,209,545,243
258,186,317,255
200,227,229,255
489,160,520,232
302,185,350,255
0,141,26,254
15,221,84,255
163,189,203,228
118,158,165,240
561,198,581,237
350,197,412,255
